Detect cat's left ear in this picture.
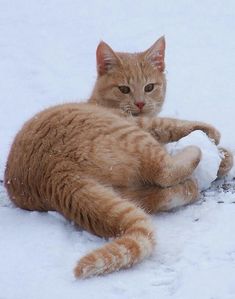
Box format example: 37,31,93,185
144,36,165,72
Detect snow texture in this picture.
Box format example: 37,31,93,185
0,1,235,299
166,131,222,190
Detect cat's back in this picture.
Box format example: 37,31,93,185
7,102,125,154
17,102,122,140
4,102,132,210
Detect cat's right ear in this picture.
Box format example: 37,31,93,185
96,41,120,76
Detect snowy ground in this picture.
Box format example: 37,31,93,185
1,1,235,298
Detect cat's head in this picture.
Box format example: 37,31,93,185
90,37,166,117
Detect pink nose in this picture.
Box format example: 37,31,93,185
135,102,145,110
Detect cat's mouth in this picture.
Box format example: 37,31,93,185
125,109,149,117
133,109,145,115
120,102,161,117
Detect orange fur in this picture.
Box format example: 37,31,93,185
4,37,233,279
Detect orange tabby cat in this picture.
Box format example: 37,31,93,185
4,37,233,279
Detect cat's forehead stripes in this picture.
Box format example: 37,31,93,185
116,52,156,85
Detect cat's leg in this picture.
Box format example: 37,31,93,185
116,178,199,214
83,127,201,188
217,147,234,178
48,168,154,278
137,117,221,144
97,138,201,188
138,142,201,188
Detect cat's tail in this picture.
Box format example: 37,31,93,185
57,177,155,279
74,208,155,279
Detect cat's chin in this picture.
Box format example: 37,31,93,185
133,110,157,117
123,110,157,117
122,110,142,117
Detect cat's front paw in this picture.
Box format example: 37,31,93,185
217,147,234,178
195,123,221,145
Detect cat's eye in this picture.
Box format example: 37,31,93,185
144,83,154,93
118,86,131,94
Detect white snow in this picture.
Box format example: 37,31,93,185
1,1,235,299
166,130,222,190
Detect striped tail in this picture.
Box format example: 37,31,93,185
74,208,155,279
49,171,156,279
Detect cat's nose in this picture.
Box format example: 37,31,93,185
135,102,145,110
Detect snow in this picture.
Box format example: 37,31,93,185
0,1,235,299
166,131,222,190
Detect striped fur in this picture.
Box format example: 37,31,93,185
4,103,201,278
4,37,233,279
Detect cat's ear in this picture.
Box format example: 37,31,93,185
144,36,165,72
96,41,120,76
